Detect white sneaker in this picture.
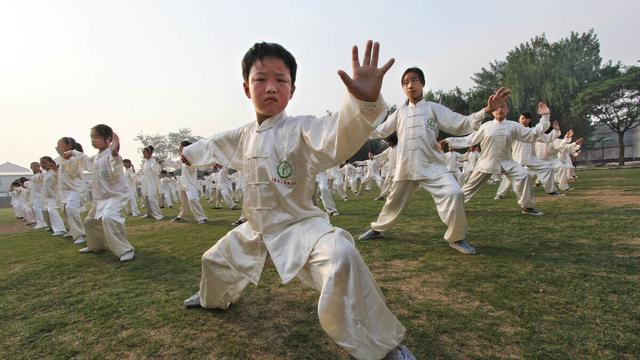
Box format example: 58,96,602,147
33,224,48,230
494,195,505,200
359,229,383,241
329,211,340,216
119,251,134,262
63,232,73,238
197,219,208,224
74,237,86,245
52,231,66,236
385,345,416,360
183,291,201,308
78,247,91,254
449,240,476,255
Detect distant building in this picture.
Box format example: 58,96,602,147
579,125,640,164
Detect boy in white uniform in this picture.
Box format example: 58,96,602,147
315,170,339,216
159,170,174,208
181,41,414,360
375,133,398,201
67,125,135,262
40,156,68,236
444,102,551,216
140,146,164,220
359,67,511,255
355,152,383,194
29,162,48,229
55,137,87,245
123,159,141,216
164,141,209,224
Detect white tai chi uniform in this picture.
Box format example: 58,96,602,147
29,173,47,228
71,149,134,258
182,95,405,360
10,187,23,219
215,166,236,209
368,100,490,243
160,176,173,208
328,166,348,201
355,158,383,193
445,115,551,209
18,185,36,224
42,169,67,233
230,171,244,202
141,158,163,220
496,127,561,197
461,150,479,183
124,167,140,216
341,163,358,194
164,159,208,222
557,137,581,186
376,146,397,198
443,150,463,185
56,155,86,240
316,170,338,214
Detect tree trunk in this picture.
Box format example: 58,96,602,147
618,132,625,166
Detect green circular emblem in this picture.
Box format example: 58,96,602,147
427,118,437,128
276,160,293,179
101,170,109,178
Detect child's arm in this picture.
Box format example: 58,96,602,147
182,127,244,169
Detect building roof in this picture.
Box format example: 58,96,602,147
0,162,31,174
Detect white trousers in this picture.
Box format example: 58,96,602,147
332,180,348,200
554,161,572,191
177,190,207,221
127,188,140,215
464,166,536,208
378,175,394,198
358,175,382,193
371,173,467,243
32,196,47,227
44,199,66,233
216,187,236,209
64,192,85,240
84,195,134,257
198,230,405,360
143,194,164,220
317,179,337,213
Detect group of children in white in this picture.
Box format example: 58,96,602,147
7,40,585,360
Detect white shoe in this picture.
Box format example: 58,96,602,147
52,231,66,236
494,195,505,200
449,240,476,255
63,232,73,238
78,247,91,254
329,211,340,216
385,345,416,360
183,291,201,308
33,224,48,230
197,219,208,224
74,237,86,245
119,251,134,262
521,207,544,216
359,229,383,241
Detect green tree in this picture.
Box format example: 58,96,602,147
572,66,640,165
134,128,203,162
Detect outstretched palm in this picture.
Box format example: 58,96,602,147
486,87,512,112
537,102,551,115
338,40,395,102
110,133,120,156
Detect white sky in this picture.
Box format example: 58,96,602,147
1,0,638,168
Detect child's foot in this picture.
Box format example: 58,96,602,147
119,251,134,262
449,239,476,255
521,207,544,216
73,236,86,245
184,291,201,308
358,229,383,241
78,247,91,254
385,345,416,360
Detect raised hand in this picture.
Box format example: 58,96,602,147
576,138,584,146
62,150,73,160
567,129,574,138
537,102,551,115
338,40,395,102
485,87,512,113
110,133,120,156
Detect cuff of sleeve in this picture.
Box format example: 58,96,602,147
353,94,387,121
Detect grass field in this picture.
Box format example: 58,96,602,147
1,168,639,359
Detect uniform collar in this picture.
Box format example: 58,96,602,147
407,99,425,108
256,111,287,132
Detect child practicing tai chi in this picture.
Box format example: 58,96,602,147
122,159,141,216
40,156,68,236
140,145,164,220
181,41,414,360
163,141,209,224
444,102,551,216
64,125,135,262
359,66,512,255
55,137,87,245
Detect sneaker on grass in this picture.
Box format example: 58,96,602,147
449,239,476,255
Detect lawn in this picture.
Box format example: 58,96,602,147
1,168,639,359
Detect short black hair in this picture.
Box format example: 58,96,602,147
40,156,55,164
59,137,83,152
180,140,192,147
242,42,297,85
160,170,167,175
123,159,131,163
520,112,532,119
92,124,113,140
143,145,154,154
402,67,425,86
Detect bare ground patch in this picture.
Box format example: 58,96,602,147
0,221,36,236
538,189,640,207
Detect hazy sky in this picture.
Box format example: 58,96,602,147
1,0,638,169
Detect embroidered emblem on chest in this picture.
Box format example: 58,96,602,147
276,160,293,179
101,170,109,178
426,117,437,129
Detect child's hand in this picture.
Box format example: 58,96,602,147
62,150,74,160
484,87,512,113
338,40,394,102
537,102,551,116
110,133,120,156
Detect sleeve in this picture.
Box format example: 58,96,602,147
369,108,399,139
514,115,551,143
71,150,94,169
109,154,125,178
163,159,182,169
182,127,245,169
537,128,561,144
431,102,489,135
300,94,387,170
445,127,486,150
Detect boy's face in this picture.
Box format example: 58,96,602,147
30,163,41,173
402,72,424,103
243,57,295,122
124,161,131,169
143,149,151,159
518,115,531,127
493,105,509,121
